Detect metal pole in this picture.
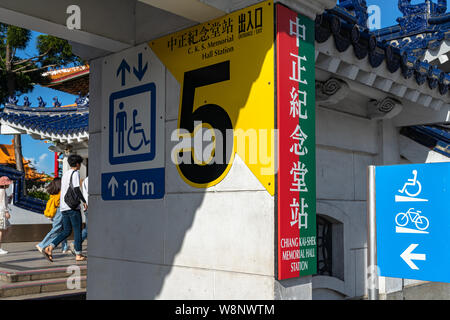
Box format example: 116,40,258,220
367,165,379,300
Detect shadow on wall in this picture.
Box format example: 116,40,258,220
87,3,277,299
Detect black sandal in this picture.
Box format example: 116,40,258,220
42,250,53,262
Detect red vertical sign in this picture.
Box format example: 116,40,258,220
276,4,316,280
277,5,301,280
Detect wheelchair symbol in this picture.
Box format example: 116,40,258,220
398,170,421,197
127,109,150,151
395,169,428,202
109,83,156,165
116,102,150,154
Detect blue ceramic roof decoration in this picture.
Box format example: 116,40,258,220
37,96,46,108
373,0,450,60
53,97,61,107
7,96,18,105
75,93,89,108
316,0,450,94
317,1,449,157
0,95,89,141
23,96,31,107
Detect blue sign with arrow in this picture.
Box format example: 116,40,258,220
376,162,450,282
101,167,165,200
102,43,165,202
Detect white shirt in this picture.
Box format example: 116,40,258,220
60,169,81,211
82,177,88,206
0,188,10,214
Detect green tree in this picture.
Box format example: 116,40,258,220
0,23,81,175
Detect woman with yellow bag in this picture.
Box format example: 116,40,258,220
35,178,69,254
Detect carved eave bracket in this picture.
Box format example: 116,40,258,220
316,78,350,106
367,97,403,120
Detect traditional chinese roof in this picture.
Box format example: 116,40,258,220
0,102,89,144
373,1,450,64
318,1,450,96
0,140,50,182
316,0,450,96
317,0,449,158
42,65,89,96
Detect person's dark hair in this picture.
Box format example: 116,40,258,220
67,154,83,167
46,178,61,195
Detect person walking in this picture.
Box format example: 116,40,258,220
35,178,69,254
0,176,13,255
68,176,88,255
43,155,87,262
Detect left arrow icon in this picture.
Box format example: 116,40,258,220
400,243,426,270
108,176,119,197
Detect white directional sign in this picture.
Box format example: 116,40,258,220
101,43,165,200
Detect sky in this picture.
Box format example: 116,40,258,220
365,0,439,29
366,0,401,28
0,1,444,175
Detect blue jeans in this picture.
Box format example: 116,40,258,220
38,209,67,251
81,211,88,243
50,209,82,255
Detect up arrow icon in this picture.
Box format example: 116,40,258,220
116,59,130,86
108,176,119,197
133,53,148,81
400,244,426,270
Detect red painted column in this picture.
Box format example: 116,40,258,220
54,152,59,178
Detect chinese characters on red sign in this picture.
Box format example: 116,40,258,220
276,4,317,280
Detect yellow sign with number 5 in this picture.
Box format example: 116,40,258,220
150,0,275,195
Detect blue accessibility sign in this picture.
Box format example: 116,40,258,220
101,44,165,202
376,162,450,282
109,83,156,165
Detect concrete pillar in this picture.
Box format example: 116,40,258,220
85,0,335,300
376,119,401,166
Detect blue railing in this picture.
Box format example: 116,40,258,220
0,165,46,214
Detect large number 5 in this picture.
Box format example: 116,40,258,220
178,61,233,185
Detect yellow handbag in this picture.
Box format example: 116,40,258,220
44,193,60,218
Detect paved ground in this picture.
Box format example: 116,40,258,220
0,242,87,273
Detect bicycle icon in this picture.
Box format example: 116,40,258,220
398,170,422,197
395,208,429,231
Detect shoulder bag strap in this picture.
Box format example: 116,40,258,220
69,170,76,189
